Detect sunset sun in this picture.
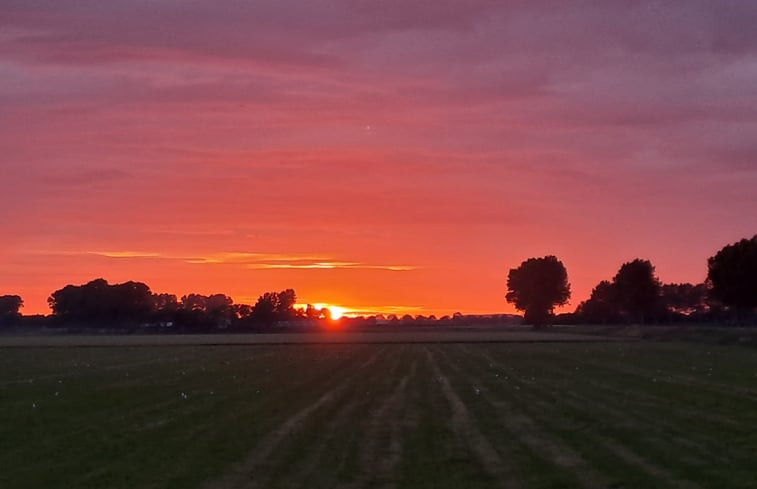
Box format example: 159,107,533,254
312,303,347,320
328,306,346,320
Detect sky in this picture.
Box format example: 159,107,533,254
1,0,756,316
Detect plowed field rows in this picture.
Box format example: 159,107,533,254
2,338,756,488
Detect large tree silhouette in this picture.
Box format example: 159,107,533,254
0,295,23,326
251,289,297,324
506,256,570,326
48,279,153,324
707,236,757,321
612,259,661,324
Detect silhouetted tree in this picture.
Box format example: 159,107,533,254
305,304,320,319
707,236,757,323
506,256,571,326
232,303,252,319
576,280,620,324
180,294,207,312
0,295,23,326
277,289,297,318
304,304,334,320
321,307,333,321
152,293,178,313
660,283,709,319
176,293,235,329
148,293,178,327
251,292,278,324
251,289,298,324
612,259,661,324
48,279,153,325
205,294,234,326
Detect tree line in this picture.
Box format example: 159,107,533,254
0,280,322,331
45,280,313,331
506,235,757,326
1,235,755,329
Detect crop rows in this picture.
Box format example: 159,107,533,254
2,341,757,488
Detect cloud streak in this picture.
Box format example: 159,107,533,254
249,262,417,271
40,250,418,272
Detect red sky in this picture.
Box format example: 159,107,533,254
2,1,756,316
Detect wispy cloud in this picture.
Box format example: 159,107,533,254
248,261,417,271
184,252,325,265
36,250,418,271
87,250,163,258
347,305,426,316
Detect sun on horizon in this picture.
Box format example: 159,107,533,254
298,303,348,320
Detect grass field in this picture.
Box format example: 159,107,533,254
2,335,757,488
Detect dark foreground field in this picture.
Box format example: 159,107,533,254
2,335,757,489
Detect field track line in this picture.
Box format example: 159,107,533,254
203,348,385,489
279,347,409,489
272,383,364,488
424,347,520,489
340,355,417,489
472,346,705,489
374,359,417,489
444,346,612,489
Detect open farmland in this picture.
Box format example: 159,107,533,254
2,336,757,488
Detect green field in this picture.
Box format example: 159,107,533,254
2,336,757,488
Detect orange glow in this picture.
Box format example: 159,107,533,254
3,4,751,318
300,303,348,320
326,306,347,320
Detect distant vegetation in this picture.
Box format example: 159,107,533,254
34,280,515,332
566,236,757,326
502,235,755,327
1,235,756,331
45,281,307,332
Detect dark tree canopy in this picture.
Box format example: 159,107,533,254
232,303,252,319
177,293,236,329
612,259,661,324
48,279,153,323
506,256,570,326
152,293,179,312
707,236,757,311
251,289,297,324
576,280,620,324
181,294,236,326
180,293,233,316
660,283,709,316
0,295,23,326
